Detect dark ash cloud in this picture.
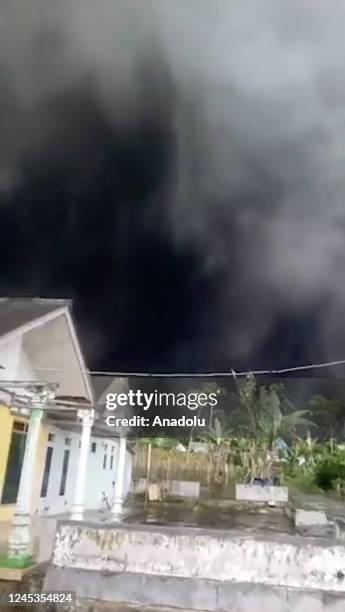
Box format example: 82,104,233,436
1,0,345,372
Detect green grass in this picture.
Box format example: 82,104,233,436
0,554,33,569
284,473,322,494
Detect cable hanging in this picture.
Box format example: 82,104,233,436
2,358,344,378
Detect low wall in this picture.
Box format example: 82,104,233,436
45,520,345,611
132,478,200,498
235,484,288,504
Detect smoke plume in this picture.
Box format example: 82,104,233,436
1,0,345,371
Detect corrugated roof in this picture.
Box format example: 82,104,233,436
0,298,71,340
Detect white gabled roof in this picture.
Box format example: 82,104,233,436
0,298,94,404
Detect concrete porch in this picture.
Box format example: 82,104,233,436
44,519,345,611
0,505,139,567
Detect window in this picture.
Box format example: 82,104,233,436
110,455,114,470
59,450,70,496
104,444,108,451
103,455,107,469
91,442,97,453
1,422,27,504
64,437,72,446
40,446,53,497
13,421,27,433
48,433,55,442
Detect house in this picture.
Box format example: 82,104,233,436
0,298,133,566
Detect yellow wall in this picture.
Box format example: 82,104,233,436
0,406,14,520
0,407,48,521
32,421,49,514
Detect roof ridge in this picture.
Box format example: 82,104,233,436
33,298,72,306
0,297,72,305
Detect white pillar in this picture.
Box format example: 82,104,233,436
8,403,44,558
70,408,94,520
111,436,127,521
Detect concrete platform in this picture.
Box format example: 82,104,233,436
45,568,345,612
43,519,345,610
294,509,329,527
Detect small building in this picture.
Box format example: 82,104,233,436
0,298,133,567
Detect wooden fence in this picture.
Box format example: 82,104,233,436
132,444,236,489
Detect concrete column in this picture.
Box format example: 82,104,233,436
111,436,127,521
8,403,44,558
70,409,94,521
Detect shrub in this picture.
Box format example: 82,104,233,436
315,459,345,491
284,470,320,493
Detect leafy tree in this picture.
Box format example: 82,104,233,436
201,416,232,446
188,382,227,425
230,374,315,449
308,395,341,439
315,455,345,491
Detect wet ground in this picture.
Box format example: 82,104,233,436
124,483,345,539
289,485,345,518
126,500,295,534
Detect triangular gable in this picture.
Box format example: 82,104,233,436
0,301,93,404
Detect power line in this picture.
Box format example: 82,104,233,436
11,357,345,378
